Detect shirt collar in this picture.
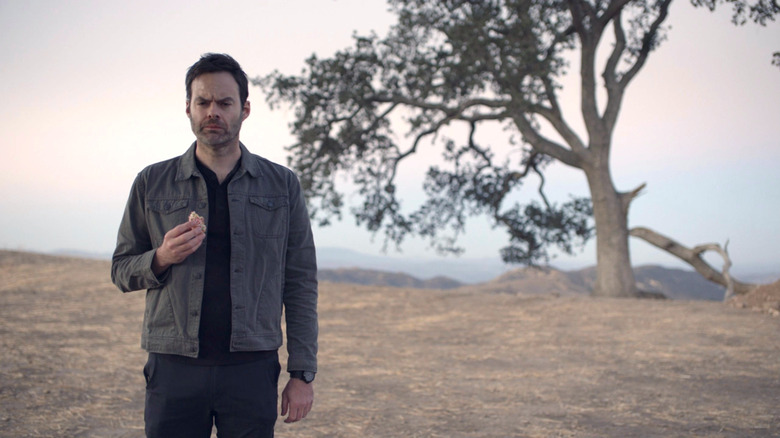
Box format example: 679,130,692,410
176,142,262,181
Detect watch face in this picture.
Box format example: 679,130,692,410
303,371,315,383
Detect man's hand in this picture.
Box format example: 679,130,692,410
152,220,206,275
281,378,314,423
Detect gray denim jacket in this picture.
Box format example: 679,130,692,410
111,143,317,372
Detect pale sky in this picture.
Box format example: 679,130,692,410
1,0,778,276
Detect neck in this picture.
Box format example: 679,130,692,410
195,141,241,183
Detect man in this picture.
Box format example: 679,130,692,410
111,53,318,438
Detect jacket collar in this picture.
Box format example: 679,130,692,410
176,142,262,181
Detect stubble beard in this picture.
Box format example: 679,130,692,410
191,117,243,152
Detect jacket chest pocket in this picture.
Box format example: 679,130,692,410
248,196,288,238
147,199,190,245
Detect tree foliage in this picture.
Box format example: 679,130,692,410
256,0,777,267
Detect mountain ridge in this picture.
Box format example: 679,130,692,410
320,263,730,300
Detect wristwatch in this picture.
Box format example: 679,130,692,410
289,370,316,384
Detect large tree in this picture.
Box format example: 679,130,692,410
258,0,777,297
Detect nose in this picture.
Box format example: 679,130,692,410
207,102,220,119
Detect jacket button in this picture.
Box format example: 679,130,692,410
190,310,199,317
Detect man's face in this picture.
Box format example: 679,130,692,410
186,71,249,150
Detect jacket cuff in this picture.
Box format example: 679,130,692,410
141,249,167,287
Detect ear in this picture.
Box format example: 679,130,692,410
185,100,191,118
242,100,250,121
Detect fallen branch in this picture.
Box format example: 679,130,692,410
630,226,757,299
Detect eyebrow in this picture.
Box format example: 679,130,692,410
194,96,235,103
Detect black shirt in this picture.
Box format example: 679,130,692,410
196,158,237,362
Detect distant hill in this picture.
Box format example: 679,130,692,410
319,267,463,290
463,266,589,296
51,246,777,288
316,247,508,283
52,249,113,260
567,265,726,301
45,247,746,300
321,264,729,301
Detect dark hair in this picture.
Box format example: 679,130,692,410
185,53,249,106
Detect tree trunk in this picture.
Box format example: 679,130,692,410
585,164,639,298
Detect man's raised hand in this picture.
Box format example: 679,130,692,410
152,220,206,275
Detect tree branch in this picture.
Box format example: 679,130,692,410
599,0,635,26
532,159,552,209
570,0,607,142
390,109,509,184
601,9,628,133
619,182,646,214
629,226,757,298
374,94,510,113
694,242,735,299
532,102,590,156
619,0,673,87
512,114,584,168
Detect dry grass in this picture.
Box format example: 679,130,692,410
1,250,778,437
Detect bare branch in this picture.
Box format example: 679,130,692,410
532,160,552,209
619,182,646,214
630,226,757,298
692,241,735,299
466,121,493,164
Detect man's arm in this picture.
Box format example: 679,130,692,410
111,172,205,292
282,171,318,371
281,171,318,422
111,172,160,292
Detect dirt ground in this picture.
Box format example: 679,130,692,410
1,251,778,437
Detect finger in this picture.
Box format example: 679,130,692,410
289,402,312,423
166,234,196,257
179,234,204,255
161,229,204,264
284,409,300,423
166,221,198,238
169,226,204,248
281,393,289,417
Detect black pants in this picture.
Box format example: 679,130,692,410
143,353,281,438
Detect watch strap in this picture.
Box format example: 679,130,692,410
289,370,315,383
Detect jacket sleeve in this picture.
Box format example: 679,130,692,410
282,171,319,372
111,171,167,293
